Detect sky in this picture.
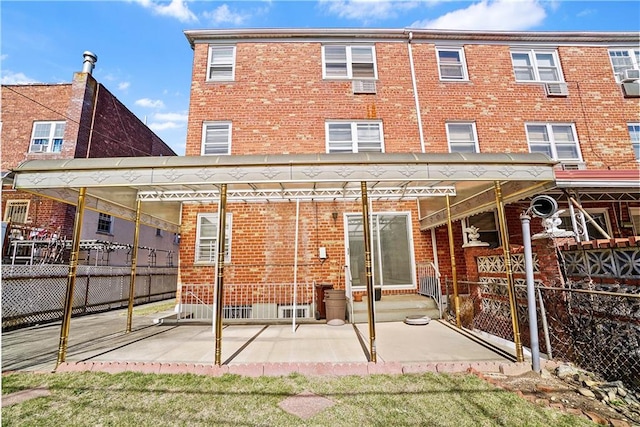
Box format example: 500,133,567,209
2,1,639,155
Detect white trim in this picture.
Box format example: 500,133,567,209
609,48,640,83
201,121,232,155
3,199,30,223
325,120,384,153
207,45,236,82
511,48,564,83
30,121,65,153
525,122,583,162
436,46,469,81
195,212,232,264
446,122,480,153
628,122,640,161
322,44,378,80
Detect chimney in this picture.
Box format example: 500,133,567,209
82,51,98,74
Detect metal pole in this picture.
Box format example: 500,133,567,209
495,181,524,362
126,199,142,333
292,199,300,333
361,181,376,363
537,288,553,360
520,212,540,372
56,187,87,368
445,195,461,328
214,184,228,366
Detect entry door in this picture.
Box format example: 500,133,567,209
346,213,415,290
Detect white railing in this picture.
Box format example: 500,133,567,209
417,261,443,318
178,282,316,322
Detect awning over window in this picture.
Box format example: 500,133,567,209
11,152,557,233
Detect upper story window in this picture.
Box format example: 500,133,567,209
201,122,231,155
446,122,479,153
30,121,65,153
629,123,640,161
436,47,468,81
609,49,640,83
97,213,113,234
207,46,236,81
196,213,232,264
511,49,563,82
322,45,377,79
326,121,384,153
525,123,582,162
3,200,29,223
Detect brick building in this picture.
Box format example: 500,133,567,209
176,28,639,319
2,52,178,266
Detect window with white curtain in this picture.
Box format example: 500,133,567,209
326,121,383,153
207,46,236,81
511,49,563,82
201,122,231,155
322,45,377,79
446,122,479,153
525,123,582,161
196,213,232,264
436,47,468,81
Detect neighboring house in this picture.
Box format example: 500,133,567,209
177,28,639,319
1,52,178,266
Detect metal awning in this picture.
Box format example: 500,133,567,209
11,152,557,232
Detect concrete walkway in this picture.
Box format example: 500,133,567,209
2,301,530,377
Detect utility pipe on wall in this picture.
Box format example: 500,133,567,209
407,31,426,153
520,212,541,373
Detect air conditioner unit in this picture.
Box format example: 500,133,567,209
622,82,640,98
544,82,569,97
29,145,45,153
558,162,586,171
622,69,640,82
352,80,376,94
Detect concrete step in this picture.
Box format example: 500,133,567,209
349,294,441,323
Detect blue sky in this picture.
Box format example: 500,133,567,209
2,1,639,155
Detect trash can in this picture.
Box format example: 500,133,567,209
324,289,346,321
314,283,333,320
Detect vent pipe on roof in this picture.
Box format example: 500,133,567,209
82,51,98,74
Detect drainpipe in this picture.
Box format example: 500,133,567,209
521,212,541,373
407,32,426,153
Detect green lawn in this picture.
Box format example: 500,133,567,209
2,371,594,427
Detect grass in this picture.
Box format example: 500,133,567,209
1,371,595,427
119,301,176,317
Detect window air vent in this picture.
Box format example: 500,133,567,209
622,82,640,98
352,80,377,94
622,69,640,82
29,145,45,153
545,82,568,97
558,162,586,171
278,304,310,319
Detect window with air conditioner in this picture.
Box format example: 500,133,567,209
511,49,564,83
3,200,29,223
97,213,113,234
29,121,65,153
322,45,377,80
201,122,231,155
207,45,236,81
446,122,479,153
195,213,232,264
326,121,384,153
629,123,640,161
436,47,468,81
525,123,583,163
609,48,640,83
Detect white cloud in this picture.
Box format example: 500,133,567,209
154,112,188,122
149,121,182,131
118,81,131,91
1,71,38,84
202,4,251,25
411,0,546,31
319,0,422,22
577,8,595,18
134,0,197,23
135,98,165,109
0,54,8,61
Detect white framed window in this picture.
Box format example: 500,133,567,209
525,123,582,162
30,121,65,153
462,212,500,248
629,123,640,161
322,45,377,79
511,49,563,82
201,122,231,155
3,200,29,223
436,47,468,81
97,213,113,234
609,49,640,82
207,45,236,81
326,121,384,153
446,122,479,153
196,213,232,264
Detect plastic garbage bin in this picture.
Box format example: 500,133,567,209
324,289,346,321
314,283,333,319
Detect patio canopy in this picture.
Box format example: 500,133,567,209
11,152,558,232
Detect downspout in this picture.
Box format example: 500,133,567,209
407,31,426,153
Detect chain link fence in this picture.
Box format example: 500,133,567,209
445,278,640,392
1,265,177,330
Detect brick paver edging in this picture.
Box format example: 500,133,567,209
55,360,532,377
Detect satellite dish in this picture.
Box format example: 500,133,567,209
530,195,558,218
